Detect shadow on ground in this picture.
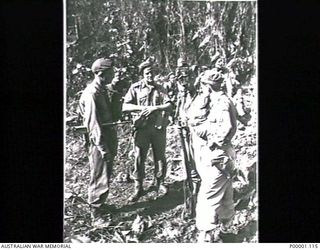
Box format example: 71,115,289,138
123,181,184,214
102,181,185,222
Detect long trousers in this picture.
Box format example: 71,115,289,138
88,131,117,208
191,129,235,231
131,126,167,182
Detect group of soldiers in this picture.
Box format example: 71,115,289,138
77,55,251,242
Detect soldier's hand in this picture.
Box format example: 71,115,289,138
141,106,158,117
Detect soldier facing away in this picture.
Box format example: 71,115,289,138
186,69,238,242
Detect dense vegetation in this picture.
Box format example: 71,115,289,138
66,0,256,99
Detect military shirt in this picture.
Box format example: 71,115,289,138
123,79,171,128
78,80,116,155
175,80,194,123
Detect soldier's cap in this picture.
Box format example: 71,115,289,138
91,58,113,74
177,58,187,67
201,69,224,85
138,60,153,73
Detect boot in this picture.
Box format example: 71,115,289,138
158,182,168,195
197,230,211,243
220,216,236,234
198,229,222,243
156,178,168,196
91,207,112,228
148,177,159,191
128,180,143,202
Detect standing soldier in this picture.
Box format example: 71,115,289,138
174,57,200,217
163,72,178,104
174,58,194,124
186,69,238,242
78,58,121,227
163,72,178,124
122,60,173,202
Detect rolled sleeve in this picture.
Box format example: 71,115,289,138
123,86,137,104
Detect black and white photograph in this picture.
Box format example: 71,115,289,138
64,0,257,243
